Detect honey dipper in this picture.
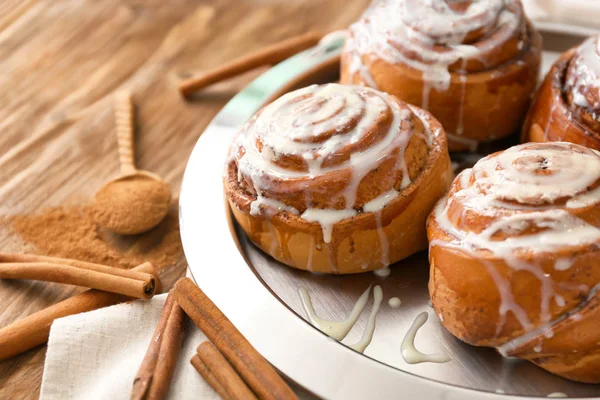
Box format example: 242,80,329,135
93,92,171,235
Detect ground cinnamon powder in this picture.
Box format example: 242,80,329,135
8,204,183,271
93,175,171,235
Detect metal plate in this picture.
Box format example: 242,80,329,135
180,21,600,399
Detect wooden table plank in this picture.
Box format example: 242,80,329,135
0,1,370,398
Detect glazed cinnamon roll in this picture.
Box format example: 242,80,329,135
523,35,600,150
225,84,453,274
427,142,600,382
341,0,542,151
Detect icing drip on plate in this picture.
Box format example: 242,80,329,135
401,312,451,364
299,285,371,341
546,393,568,398
299,285,383,353
349,286,383,353
388,297,402,308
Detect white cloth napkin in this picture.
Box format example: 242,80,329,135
523,0,600,28
40,294,218,400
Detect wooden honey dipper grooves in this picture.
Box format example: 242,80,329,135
173,277,298,400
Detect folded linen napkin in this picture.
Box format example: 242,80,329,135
523,0,600,28
40,294,218,400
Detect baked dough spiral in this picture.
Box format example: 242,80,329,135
523,34,600,150
225,83,453,274
427,142,600,382
341,0,542,151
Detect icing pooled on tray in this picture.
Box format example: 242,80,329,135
299,285,383,353
401,312,451,364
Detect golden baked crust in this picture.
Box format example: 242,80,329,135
225,84,453,274
427,142,600,382
523,35,600,150
340,0,542,151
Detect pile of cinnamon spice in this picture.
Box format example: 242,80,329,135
8,203,183,272
93,175,172,236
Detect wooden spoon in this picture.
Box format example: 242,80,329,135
93,92,171,235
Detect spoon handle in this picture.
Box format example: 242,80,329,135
114,91,137,175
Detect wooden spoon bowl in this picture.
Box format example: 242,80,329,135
93,92,171,235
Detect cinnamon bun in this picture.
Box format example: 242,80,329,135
427,142,600,382
341,0,542,151
523,34,600,150
225,83,453,274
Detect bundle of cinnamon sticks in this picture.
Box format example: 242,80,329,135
0,253,160,361
0,253,296,399
131,277,298,400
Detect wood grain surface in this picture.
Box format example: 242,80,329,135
0,0,370,398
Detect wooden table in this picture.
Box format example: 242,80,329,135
0,0,370,398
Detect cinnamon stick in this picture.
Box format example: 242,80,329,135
193,341,257,400
131,292,186,400
0,262,158,361
172,278,297,400
0,253,156,299
178,31,322,97
191,354,230,400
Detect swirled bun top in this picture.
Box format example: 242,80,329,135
227,83,447,244
434,142,600,255
565,34,600,126
345,0,528,90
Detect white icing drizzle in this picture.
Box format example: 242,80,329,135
363,189,399,213
566,183,600,208
345,0,522,117
299,285,371,340
250,195,299,217
497,284,599,357
232,83,434,271
388,297,402,308
299,285,383,353
301,208,357,244
554,258,573,271
350,285,383,353
306,236,314,272
266,219,278,255
565,35,600,111
544,101,557,141
374,212,390,267
457,74,467,136
401,312,451,364
374,266,391,277
431,142,600,348
234,84,413,194
547,393,568,398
